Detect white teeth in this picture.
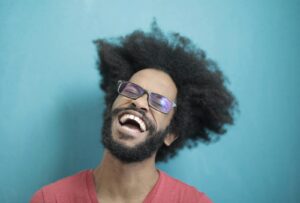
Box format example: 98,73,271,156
119,114,146,132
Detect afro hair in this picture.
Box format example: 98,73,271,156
94,21,238,162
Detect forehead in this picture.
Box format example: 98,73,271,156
128,68,177,100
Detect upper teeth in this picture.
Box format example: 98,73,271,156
120,114,146,132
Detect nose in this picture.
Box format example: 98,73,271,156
131,93,149,112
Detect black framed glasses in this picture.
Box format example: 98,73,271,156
117,80,176,114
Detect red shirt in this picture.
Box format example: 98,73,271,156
30,169,212,203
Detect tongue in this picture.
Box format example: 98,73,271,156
123,123,141,132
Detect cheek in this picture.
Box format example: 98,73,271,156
111,96,123,110
152,111,174,130
112,96,131,109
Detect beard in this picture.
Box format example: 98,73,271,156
101,106,169,163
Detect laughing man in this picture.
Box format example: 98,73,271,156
31,22,237,203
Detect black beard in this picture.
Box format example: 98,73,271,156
101,107,169,163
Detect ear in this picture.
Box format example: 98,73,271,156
163,133,178,146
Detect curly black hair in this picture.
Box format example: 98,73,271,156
94,21,238,162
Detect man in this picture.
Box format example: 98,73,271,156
31,22,237,203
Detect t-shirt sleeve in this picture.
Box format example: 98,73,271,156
30,189,45,203
198,192,213,203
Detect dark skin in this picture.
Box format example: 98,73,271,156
93,68,178,203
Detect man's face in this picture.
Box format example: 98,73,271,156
102,68,177,163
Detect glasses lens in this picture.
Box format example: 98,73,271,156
149,93,173,114
118,81,143,99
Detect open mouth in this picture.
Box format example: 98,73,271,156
118,113,147,133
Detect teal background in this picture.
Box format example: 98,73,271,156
1,0,299,202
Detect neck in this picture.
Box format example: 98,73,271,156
93,150,159,202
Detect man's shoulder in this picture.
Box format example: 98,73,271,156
156,170,213,203
30,169,92,203
43,169,91,193
160,170,196,188
159,170,203,192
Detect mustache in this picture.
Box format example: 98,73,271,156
111,106,156,133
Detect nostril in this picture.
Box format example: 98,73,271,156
140,107,148,112
130,102,148,112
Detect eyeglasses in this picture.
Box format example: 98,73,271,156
117,80,176,114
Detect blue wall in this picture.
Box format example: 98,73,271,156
1,0,299,202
